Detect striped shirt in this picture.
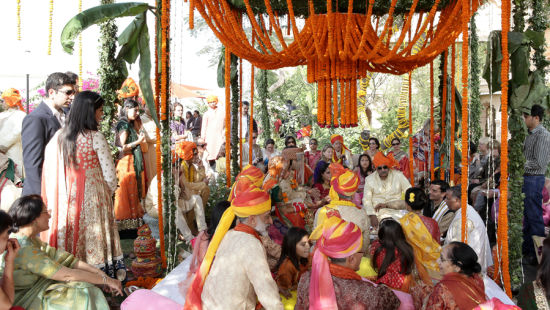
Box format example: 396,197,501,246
524,124,550,175
433,200,449,223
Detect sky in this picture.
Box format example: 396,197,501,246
0,0,502,105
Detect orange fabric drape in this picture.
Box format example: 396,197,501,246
225,47,231,186
496,0,512,297
449,44,456,184
440,49,448,180
459,0,469,243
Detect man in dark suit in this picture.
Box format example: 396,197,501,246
21,72,75,195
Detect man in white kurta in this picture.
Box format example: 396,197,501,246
200,95,225,162
186,187,283,310
0,95,27,176
363,153,411,226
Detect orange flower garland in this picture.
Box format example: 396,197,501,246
190,0,479,127
449,44,456,184
440,49,448,180
225,46,231,186
460,0,469,244
496,0,512,297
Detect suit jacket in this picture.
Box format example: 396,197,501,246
21,102,61,195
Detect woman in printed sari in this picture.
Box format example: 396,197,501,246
7,195,122,310
387,138,411,180
42,91,125,279
114,99,146,231
518,237,550,309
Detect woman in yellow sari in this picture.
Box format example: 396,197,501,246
7,195,122,310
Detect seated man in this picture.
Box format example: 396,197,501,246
295,216,400,309
314,164,370,250
426,179,454,239
363,152,411,227
185,188,283,310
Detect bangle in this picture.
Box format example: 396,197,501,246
102,274,107,288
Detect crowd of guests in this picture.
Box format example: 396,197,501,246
1,71,550,309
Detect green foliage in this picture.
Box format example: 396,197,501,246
230,55,240,178
98,0,127,154
512,0,527,32
205,175,232,220
469,13,482,146
227,0,452,17
60,2,159,127
258,69,271,142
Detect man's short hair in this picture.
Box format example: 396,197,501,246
45,72,72,97
531,104,545,122
243,101,250,106
194,110,200,115
65,71,79,85
431,180,450,193
446,185,462,200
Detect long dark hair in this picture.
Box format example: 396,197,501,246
373,219,414,278
357,154,374,177
313,161,330,185
276,227,309,271
119,98,139,124
404,187,429,211
8,195,45,232
537,237,550,299
60,91,104,168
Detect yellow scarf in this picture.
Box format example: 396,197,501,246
181,161,195,183
399,212,441,272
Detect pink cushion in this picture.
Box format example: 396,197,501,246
121,289,182,310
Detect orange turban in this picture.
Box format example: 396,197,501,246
1,88,24,111
185,188,271,308
228,165,264,202
309,217,363,309
174,141,196,161
330,134,350,152
329,169,359,200
118,78,140,100
373,152,398,169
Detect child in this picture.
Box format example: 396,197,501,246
275,227,310,298
0,210,21,310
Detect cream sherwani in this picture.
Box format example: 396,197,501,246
201,106,225,161
445,204,493,272
202,230,283,310
362,169,411,219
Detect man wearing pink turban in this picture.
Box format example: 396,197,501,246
295,216,400,309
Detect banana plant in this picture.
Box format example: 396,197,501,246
60,2,160,126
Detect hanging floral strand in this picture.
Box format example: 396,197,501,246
225,46,231,186
440,49,448,180
497,0,512,297
17,0,21,40
408,71,414,186
249,64,255,161
460,0,469,244
78,0,83,88
430,62,435,181
449,44,456,184
48,0,53,55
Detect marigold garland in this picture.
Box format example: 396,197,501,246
459,0,469,244
48,0,53,55
225,47,231,186
190,0,479,128
78,0,82,88
496,0,512,297
16,0,21,40
440,49,448,180
125,277,163,290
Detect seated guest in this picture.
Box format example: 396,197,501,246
423,242,488,309
444,186,492,272
311,161,331,210
304,138,321,171
370,219,416,292
387,138,411,180
285,136,297,148
366,137,381,158
330,134,354,170
363,152,411,228
400,188,442,280
354,154,375,206
295,217,400,310
518,236,550,309
316,144,334,170
276,227,310,299
262,138,279,170
242,130,265,172
7,195,122,309
0,210,20,309
426,180,454,238
184,188,283,309
314,164,371,250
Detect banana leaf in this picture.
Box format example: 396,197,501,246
217,47,239,88
117,13,146,64
60,2,150,54
137,16,157,127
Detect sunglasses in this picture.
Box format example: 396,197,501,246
58,89,76,96
377,165,389,170
310,142,317,145
392,143,400,146
197,144,206,147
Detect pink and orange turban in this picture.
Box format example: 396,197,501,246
117,78,140,100
373,152,398,169
228,165,264,201
309,216,363,310
328,167,360,202
1,88,24,111
185,188,271,309
174,141,196,161
330,134,350,151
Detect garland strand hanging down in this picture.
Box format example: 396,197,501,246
189,0,481,128
408,71,414,186
249,64,255,162
439,50,448,180
429,61,435,181
496,0,512,296
225,46,231,187
48,0,53,55
459,0,469,244
78,0,83,88
16,0,21,40
449,44,456,185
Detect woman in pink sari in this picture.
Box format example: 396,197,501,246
42,91,125,279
